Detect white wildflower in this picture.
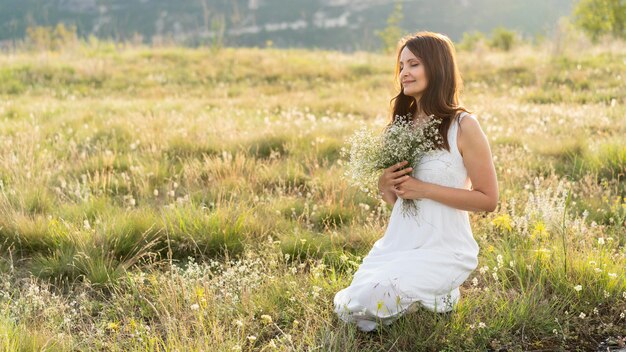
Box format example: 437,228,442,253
342,113,442,218
260,314,273,324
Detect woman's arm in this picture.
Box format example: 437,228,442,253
380,188,398,206
393,115,499,212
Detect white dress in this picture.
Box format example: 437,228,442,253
333,111,480,332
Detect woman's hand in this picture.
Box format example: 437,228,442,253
378,160,413,197
393,176,430,200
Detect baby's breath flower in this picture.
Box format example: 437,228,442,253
261,314,273,324
342,113,442,218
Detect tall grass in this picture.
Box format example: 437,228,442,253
0,37,624,350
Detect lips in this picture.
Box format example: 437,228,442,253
403,80,415,84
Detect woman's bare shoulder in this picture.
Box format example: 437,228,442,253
457,113,487,157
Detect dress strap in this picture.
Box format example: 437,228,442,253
457,111,469,124
449,111,468,158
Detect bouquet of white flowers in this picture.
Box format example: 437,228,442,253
341,113,443,218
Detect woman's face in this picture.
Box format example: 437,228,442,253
399,46,428,100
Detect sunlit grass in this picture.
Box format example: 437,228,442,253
0,37,624,350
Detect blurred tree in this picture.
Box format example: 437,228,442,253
25,23,78,51
210,13,226,53
457,31,485,51
488,26,516,51
572,0,626,43
374,0,404,54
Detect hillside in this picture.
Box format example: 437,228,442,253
0,0,573,51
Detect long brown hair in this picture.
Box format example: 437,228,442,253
387,31,472,152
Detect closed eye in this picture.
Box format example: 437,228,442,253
400,63,419,70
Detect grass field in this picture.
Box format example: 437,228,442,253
0,36,625,351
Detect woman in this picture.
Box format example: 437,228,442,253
333,31,499,332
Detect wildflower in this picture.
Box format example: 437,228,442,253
593,308,599,315
232,319,244,327
553,329,558,335
579,312,586,319
608,272,617,279
471,277,478,286
478,322,486,329
247,335,257,342
574,285,582,292
261,314,273,324
496,254,503,267
620,312,625,319
311,286,323,299
342,113,442,218
491,214,512,232
598,237,605,245
106,322,120,331
531,221,548,239
190,303,200,310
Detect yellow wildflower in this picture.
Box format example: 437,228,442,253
531,221,548,239
492,214,513,232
